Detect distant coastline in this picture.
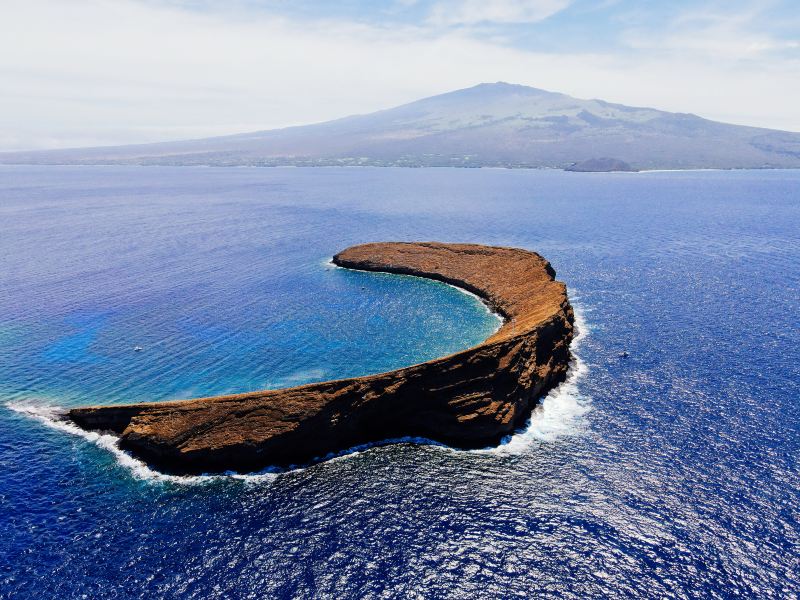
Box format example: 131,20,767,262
0,162,795,173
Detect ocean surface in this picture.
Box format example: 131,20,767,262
0,165,797,598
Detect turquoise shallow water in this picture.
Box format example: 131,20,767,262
0,166,798,598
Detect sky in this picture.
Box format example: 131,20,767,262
1,0,798,151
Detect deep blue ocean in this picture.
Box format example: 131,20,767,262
0,165,797,598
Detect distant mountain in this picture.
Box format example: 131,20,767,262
3,82,800,170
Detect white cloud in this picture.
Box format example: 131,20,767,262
0,0,798,151
625,30,797,61
624,5,800,61
428,0,571,25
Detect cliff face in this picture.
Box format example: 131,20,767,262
69,242,574,474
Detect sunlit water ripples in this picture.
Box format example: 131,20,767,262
0,166,797,598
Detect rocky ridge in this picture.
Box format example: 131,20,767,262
69,242,574,474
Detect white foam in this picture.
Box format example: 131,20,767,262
5,401,242,485
485,303,592,453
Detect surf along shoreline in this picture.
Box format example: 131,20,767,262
68,242,575,475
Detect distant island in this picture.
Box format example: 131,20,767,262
566,158,637,172
2,82,799,171
68,242,574,474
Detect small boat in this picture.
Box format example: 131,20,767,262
133,346,143,352
619,351,629,358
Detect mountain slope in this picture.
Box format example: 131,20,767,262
3,82,800,169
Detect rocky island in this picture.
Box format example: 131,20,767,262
69,242,574,474
565,157,638,172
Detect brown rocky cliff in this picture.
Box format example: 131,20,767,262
69,242,574,474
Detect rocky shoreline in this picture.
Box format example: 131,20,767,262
69,242,574,474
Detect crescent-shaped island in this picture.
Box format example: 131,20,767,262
68,242,575,474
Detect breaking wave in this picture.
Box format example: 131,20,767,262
485,304,592,454
5,402,248,485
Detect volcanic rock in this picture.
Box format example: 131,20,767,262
69,242,574,474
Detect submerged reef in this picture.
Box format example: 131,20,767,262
69,242,574,474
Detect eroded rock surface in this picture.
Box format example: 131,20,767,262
69,242,574,474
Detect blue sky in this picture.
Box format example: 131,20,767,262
1,0,798,150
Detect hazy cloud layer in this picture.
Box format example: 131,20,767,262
428,0,572,25
1,0,798,150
